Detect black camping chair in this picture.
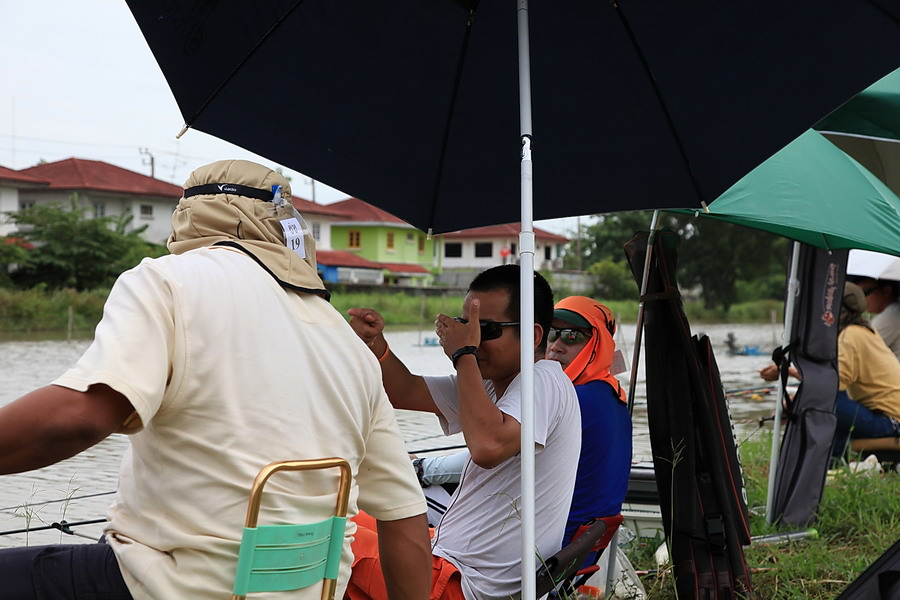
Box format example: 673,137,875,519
513,514,623,600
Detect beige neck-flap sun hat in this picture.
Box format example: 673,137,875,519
168,159,329,299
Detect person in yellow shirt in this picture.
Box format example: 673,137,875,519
760,282,900,460
832,282,900,458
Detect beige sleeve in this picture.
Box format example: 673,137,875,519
356,392,427,521
53,261,178,433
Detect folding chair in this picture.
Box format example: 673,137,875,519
850,437,900,467
515,514,623,600
232,458,352,600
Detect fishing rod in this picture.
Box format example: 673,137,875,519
404,431,466,444
408,444,467,454
0,490,116,514
725,385,777,398
0,518,107,540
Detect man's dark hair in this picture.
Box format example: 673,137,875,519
468,264,554,352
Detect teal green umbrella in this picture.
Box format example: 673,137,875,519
816,68,900,196
674,129,900,256
816,68,900,141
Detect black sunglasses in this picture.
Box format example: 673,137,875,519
548,327,592,345
861,286,878,296
454,317,520,341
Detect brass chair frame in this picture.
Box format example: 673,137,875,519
232,458,352,600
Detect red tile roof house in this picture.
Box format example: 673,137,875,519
315,249,385,285
291,195,353,251
15,158,182,244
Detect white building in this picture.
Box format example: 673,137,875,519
441,223,569,271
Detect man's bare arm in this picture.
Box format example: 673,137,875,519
0,384,134,475
453,355,521,468
377,514,432,600
348,308,439,413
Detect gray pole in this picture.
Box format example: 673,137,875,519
516,2,536,599
626,210,661,414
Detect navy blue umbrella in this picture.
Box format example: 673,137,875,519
126,1,900,234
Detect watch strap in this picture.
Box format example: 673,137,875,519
451,345,478,368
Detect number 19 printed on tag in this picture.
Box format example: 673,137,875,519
280,218,307,259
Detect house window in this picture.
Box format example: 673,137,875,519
312,222,321,241
406,233,414,244
387,232,395,250
544,246,552,261
94,203,106,217
418,235,425,252
348,230,361,248
18,200,35,210
474,242,493,258
444,242,462,258
140,204,153,218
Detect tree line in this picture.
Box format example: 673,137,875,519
562,210,790,310
2,203,790,310
1,200,167,290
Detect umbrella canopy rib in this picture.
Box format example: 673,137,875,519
429,8,478,234
613,2,705,204
180,1,305,131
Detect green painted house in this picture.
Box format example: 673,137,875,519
328,198,437,286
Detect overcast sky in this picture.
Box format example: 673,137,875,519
0,1,583,236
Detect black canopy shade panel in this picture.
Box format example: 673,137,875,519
126,0,900,234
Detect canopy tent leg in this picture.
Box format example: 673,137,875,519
626,210,662,415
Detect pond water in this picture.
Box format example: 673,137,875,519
0,322,781,547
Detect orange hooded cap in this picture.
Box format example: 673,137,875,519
554,296,626,403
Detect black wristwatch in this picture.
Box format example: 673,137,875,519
412,457,427,487
451,345,478,368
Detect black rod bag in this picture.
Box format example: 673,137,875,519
770,244,847,527
625,230,752,600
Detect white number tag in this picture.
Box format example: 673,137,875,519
280,218,307,259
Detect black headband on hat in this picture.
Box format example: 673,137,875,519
183,183,275,201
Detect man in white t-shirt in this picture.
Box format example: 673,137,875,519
0,160,430,600
348,265,581,600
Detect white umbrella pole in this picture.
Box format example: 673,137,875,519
765,241,801,524
626,210,662,414
517,2,536,598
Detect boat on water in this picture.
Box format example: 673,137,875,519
725,332,768,357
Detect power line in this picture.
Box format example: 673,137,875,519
0,132,140,150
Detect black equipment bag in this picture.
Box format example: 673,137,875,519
771,244,848,527
624,230,752,599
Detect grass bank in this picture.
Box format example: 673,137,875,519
0,286,108,335
627,431,900,599
0,287,784,335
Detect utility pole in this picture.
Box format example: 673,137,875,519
11,97,16,167
307,177,317,203
139,147,155,178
